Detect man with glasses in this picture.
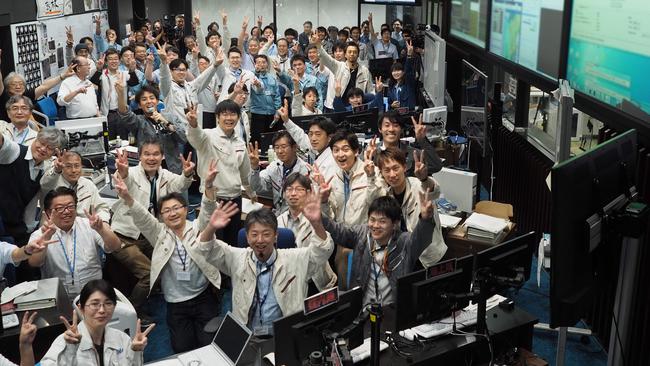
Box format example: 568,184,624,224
110,137,195,322
27,187,121,301
112,159,221,352
0,95,39,146
217,48,256,108
0,126,66,249
39,151,110,222
57,56,100,119
248,130,308,215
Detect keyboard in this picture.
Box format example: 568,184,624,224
350,337,389,364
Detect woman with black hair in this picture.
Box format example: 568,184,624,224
41,279,155,366
385,39,418,111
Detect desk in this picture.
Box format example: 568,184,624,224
0,279,73,363
443,221,517,259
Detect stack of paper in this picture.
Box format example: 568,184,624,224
13,278,59,311
464,213,509,244
1,280,38,305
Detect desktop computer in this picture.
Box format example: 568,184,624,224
432,167,477,213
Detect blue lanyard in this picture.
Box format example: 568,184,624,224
255,254,276,324
174,237,188,271
58,229,77,283
14,127,29,145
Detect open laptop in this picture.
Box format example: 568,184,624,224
177,312,252,366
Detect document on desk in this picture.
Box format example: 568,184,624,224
13,277,59,311
242,197,264,214
439,214,463,229
1,281,38,305
464,213,508,234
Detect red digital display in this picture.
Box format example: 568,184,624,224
304,287,339,315
428,258,457,279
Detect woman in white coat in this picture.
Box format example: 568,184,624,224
41,279,154,366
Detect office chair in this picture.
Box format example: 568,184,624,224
236,228,296,249
35,96,59,125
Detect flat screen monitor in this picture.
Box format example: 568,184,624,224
273,287,364,366
489,0,564,79
450,0,488,48
550,129,637,328
360,0,422,5
475,231,537,297
395,256,473,331
566,0,650,124
291,109,379,137
461,59,488,157
369,58,394,83
423,30,446,107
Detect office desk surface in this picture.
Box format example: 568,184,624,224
0,279,73,363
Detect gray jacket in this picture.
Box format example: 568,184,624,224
323,216,435,300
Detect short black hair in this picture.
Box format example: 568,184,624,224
198,55,210,64
377,147,407,170
329,129,360,152
207,22,219,32
169,58,188,70
316,26,327,34
215,99,241,117
282,172,311,193
158,192,187,213
165,45,180,56
337,29,349,38
277,38,289,46
306,44,318,53
133,42,147,50
284,28,298,39
290,54,307,66
245,207,278,233
228,47,242,57
205,30,222,45
346,87,364,100
120,46,134,57
345,41,360,54
79,279,117,308
44,187,77,211
332,42,346,54
368,196,402,223
104,48,120,59
303,21,313,27
263,25,275,35
253,54,269,63
79,36,94,45
227,82,248,94
138,136,164,155
378,110,404,130
350,26,361,34
303,86,319,99
135,85,160,104
402,28,413,37
308,116,336,135
272,130,296,147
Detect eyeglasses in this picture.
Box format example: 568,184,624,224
172,68,188,72
52,204,76,213
161,205,186,216
9,106,31,112
63,163,82,170
285,187,307,194
273,144,292,151
85,301,116,311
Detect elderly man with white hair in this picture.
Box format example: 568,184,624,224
57,56,100,119
0,95,39,146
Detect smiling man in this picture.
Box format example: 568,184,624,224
281,115,337,181
198,189,334,334
28,187,121,301
186,99,255,246
0,95,39,146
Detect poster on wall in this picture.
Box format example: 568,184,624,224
99,0,107,10
84,0,100,11
36,0,65,19
64,0,73,14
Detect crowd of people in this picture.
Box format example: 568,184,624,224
0,10,441,365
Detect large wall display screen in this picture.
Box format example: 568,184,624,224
489,0,564,79
450,0,488,48
567,0,650,122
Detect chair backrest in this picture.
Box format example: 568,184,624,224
237,228,296,249
35,96,59,125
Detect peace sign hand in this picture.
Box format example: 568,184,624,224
65,26,74,44
131,319,156,352
411,113,426,141
247,141,260,169
19,311,38,346
156,42,168,64
413,149,428,181
364,136,378,177
113,172,133,206
204,159,219,188
406,39,414,57
60,311,82,344
277,99,289,123
85,205,104,232
418,187,434,220
309,31,319,46
24,235,57,256
53,148,67,173
180,152,195,177
115,148,129,179
96,53,106,71
185,103,198,128
40,216,57,241
375,76,384,93
302,187,323,223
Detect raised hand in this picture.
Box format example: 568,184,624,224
368,12,373,23
290,69,300,85
65,26,74,44
292,41,300,54
85,205,103,232
302,187,323,222
60,311,82,344
114,76,125,95
242,16,250,30
272,59,281,73
156,42,167,64
180,151,195,177
411,113,426,141
413,150,428,181
406,39,414,57
113,172,133,206
418,187,434,220
131,319,156,352
277,99,289,123
40,216,57,241
24,234,57,256
193,11,201,26
247,141,260,168
220,9,228,24
209,201,240,230
62,63,76,79
204,159,219,188
115,148,129,178
185,103,198,128
215,46,225,66
364,136,377,177
257,15,263,27
375,76,384,93
309,31,319,45
19,311,38,346
251,77,262,88
53,149,66,173
309,164,331,203
96,53,106,71
145,33,155,45
334,78,342,97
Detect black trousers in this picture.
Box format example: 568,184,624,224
166,288,220,353
216,196,243,247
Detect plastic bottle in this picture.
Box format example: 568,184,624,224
116,135,122,148
267,145,276,163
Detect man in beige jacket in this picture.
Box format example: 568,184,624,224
198,189,334,335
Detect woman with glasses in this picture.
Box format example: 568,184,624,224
112,158,221,353
27,187,121,301
41,279,154,366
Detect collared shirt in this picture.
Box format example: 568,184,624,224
363,240,394,305
56,75,99,119
29,217,108,300
160,230,210,303
248,250,282,334
39,173,111,223
372,39,399,60
249,157,309,214
0,121,38,146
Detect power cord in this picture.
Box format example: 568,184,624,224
611,309,627,366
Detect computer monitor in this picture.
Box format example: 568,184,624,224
461,59,488,157
395,256,474,331
339,108,380,137
423,30,446,107
273,287,364,366
474,231,537,297
550,129,637,328
368,58,394,82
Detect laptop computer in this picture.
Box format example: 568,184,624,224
177,312,252,366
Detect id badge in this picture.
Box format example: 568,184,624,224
176,271,191,282
378,50,387,56
264,90,273,96
65,275,81,295
253,324,272,337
